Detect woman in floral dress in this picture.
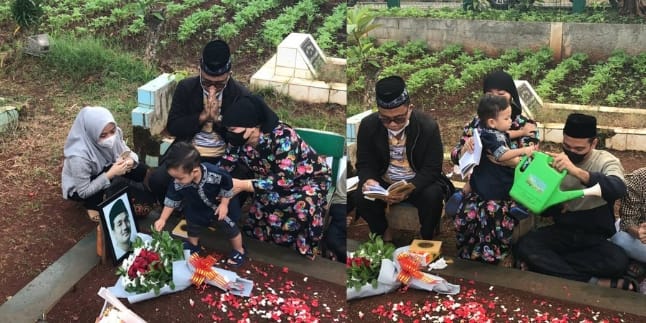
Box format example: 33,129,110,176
218,95,331,259
451,71,539,265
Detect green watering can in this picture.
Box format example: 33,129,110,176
509,151,602,214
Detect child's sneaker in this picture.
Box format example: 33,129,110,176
445,190,464,218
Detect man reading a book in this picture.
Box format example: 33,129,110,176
355,75,452,242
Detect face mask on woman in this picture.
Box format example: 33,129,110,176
226,131,248,146
98,134,117,149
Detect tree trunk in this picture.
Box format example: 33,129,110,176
623,0,637,15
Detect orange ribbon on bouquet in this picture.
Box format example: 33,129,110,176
396,252,436,285
189,254,228,289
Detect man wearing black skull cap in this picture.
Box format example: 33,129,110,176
149,40,250,205
515,113,635,291
355,75,453,241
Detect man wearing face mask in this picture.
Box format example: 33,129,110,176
515,113,633,290
355,75,452,242
148,39,250,205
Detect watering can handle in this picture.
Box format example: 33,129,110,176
518,153,568,177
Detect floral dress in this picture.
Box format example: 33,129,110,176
451,115,537,265
219,123,331,258
455,189,519,264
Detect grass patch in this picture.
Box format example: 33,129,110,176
252,86,345,135
42,35,158,92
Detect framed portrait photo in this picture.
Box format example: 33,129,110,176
98,187,139,265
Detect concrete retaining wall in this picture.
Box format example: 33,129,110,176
369,17,646,61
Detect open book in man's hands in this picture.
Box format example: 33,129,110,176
458,128,483,179
364,180,416,201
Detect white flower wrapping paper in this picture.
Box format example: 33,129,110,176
347,246,460,300
108,234,254,303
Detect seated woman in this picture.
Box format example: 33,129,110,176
454,94,536,265
447,70,538,217
218,95,331,260
61,106,150,221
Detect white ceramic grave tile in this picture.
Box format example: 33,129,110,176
330,82,346,91
276,48,297,68
251,79,271,89
626,133,645,151
270,81,289,95
329,88,347,106
289,84,310,101
309,86,330,104
275,66,295,78
607,133,627,151
294,68,313,80
542,124,564,143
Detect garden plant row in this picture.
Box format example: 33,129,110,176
348,40,646,110
1,0,346,57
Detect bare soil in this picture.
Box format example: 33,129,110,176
346,275,644,322
1,2,645,321
0,1,346,317
46,248,346,322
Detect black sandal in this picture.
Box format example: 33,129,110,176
227,249,247,267
627,261,646,279
609,275,640,292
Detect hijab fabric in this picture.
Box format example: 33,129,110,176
222,95,279,133
483,70,522,119
63,106,126,174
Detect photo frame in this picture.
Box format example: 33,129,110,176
98,187,139,266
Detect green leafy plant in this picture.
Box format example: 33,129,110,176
11,0,43,32
315,2,346,55
346,233,396,291
571,50,629,104
262,0,320,46
177,5,225,41
347,6,381,69
535,53,587,101
507,47,552,79
219,0,280,42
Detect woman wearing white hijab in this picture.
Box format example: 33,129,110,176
61,106,146,221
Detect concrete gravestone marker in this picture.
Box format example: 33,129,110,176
251,33,346,105
275,33,327,80
514,80,543,120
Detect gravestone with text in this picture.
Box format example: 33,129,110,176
275,33,327,80
514,80,543,120
251,33,347,105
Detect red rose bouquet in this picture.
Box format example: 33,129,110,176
116,229,184,295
